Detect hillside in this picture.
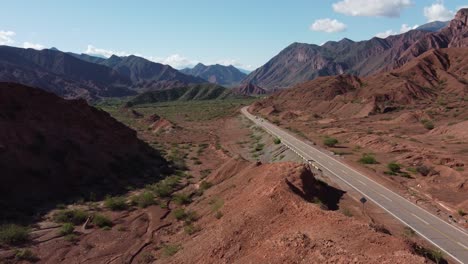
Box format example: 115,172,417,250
0,46,134,100
252,48,467,118
180,63,247,87
0,83,168,222
250,47,468,214
100,55,206,91
243,8,468,90
126,83,243,106
231,82,268,95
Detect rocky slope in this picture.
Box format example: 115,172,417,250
0,83,168,222
243,8,468,90
101,55,205,91
251,47,467,118
180,63,247,87
231,82,268,95
0,47,207,100
0,46,134,100
250,47,468,214
165,159,425,263
125,83,245,106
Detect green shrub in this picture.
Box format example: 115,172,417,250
254,143,264,152
416,165,431,176
403,226,416,237
421,119,435,130
185,211,198,224
358,154,378,164
209,198,224,212
199,181,213,191
324,137,338,147
342,208,353,217
184,224,200,235
93,214,113,228
104,196,128,211
59,223,75,236
458,209,467,217
273,138,281,144
387,162,401,173
162,244,181,257
14,249,38,261
0,224,30,245
53,209,88,225
173,208,187,220
131,192,155,208
215,211,223,219
172,193,192,205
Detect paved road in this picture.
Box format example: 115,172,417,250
241,106,468,264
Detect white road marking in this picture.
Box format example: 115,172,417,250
412,213,429,225
357,180,367,186
379,193,392,202
457,242,468,250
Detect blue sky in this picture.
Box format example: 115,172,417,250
1,0,467,70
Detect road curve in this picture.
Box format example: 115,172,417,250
241,106,468,264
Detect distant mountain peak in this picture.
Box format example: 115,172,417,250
180,63,247,87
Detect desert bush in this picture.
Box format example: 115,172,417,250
162,244,181,257
403,226,416,237
273,138,281,144
93,214,112,228
359,153,378,164
416,165,431,176
324,137,338,147
342,208,353,217
458,209,467,217
184,224,200,235
104,196,128,211
14,249,38,261
0,224,30,245
53,209,88,225
131,192,155,208
173,208,187,220
421,119,435,130
387,162,401,173
215,211,223,219
172,193,192,205
59,223,75,236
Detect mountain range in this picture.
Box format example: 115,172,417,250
243,9,468,90
0,47,206,100
180,63,247,87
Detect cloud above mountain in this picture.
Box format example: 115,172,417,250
310,18,347,33
423,2,454,22
332,0,412,17
375,23,418,38
0,30,15,45
23,42,45,50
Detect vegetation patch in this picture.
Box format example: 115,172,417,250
0,224,30,245
53,209,88,225
358,153,378,164
161,244,182,257
131,192,155,208
14,249,38,262
93,214,113,228
104,196,128,211
59,223,75,236
323,137,339,147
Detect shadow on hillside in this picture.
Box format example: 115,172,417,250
286,169,345,211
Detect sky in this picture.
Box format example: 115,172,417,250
1,0,467,70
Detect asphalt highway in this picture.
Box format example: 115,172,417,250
241,106,468,263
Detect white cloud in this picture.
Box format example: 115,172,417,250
214,59,254,70
376,23,418,38
424,2,454,22
333,0,412,17
310,18,347,33
84,45,131,58
149,54,198,69
23,42,45,50
375,29,396,38
400,23,418,33
0,30,15,45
